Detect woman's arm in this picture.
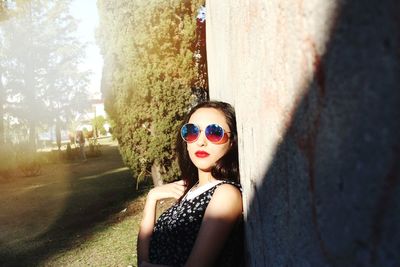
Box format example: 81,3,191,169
137,180,186,265
184,184,243,267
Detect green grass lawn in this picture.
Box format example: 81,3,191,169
39,194,176,267
41,196,146,267
0,138,160,267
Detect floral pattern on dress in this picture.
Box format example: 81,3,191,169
148,180,243,267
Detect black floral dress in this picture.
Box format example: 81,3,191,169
149,180,244,267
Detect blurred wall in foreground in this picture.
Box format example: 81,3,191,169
206,0,400,266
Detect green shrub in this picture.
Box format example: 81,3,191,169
16,150,42,177
66,143,74,160
0,143,16,179
87,138,102,158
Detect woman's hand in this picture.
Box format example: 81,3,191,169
147,180,186,202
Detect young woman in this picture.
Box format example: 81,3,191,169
137,101,243,267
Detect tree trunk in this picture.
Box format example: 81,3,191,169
0,71,4,146
55,118,61,150
151,162,163,187
28,120,36,151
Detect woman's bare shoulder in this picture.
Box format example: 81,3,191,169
205,183,243,218
214,183,242,197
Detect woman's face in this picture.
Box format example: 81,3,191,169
186,108,231,172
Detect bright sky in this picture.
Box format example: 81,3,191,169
70,0,103,99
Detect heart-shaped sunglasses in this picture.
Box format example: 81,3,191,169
180,123,230,143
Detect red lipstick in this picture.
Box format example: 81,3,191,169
195,150,210,158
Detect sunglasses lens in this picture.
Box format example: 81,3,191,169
181,123,199,142
205,124,224,142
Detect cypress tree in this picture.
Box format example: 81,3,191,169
97,0,206,184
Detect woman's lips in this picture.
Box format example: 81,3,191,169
195,150,210,158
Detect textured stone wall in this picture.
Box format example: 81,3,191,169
206,1,400,266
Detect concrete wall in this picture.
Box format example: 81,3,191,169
206,1,400,266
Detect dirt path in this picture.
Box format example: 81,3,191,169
0,140,139,266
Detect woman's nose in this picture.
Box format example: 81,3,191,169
196,131,207,146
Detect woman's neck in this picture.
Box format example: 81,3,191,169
197,170,217,186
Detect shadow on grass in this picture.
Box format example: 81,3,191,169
0,145,151,266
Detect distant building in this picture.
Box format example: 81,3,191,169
76,94,110,135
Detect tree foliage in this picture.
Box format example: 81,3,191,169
97,0,206,184
92,115,107,136
0,0,29,145
0,0,23,22
0,0,89,147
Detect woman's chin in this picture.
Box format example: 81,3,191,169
195,166,212,173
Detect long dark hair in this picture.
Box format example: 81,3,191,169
175,101,240,193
